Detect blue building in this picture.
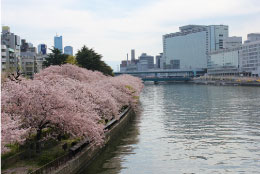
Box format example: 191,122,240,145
54,35,63,53
38,44,47,55
64,46,73,55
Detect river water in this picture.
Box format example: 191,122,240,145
80,84,260,174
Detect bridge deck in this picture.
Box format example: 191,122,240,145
142,77,191,82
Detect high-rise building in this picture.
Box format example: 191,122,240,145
54,35,63,53
131,49,135,62
163,25,229,69
64,46,73,55
38,44,47,55
1,26,21,72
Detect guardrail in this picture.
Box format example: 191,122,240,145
30,106,131,174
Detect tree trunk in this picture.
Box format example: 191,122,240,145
36,129,42,153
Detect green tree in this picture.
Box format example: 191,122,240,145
76,45,113,76
43,48,68,67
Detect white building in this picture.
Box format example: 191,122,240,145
223,36,242,49
239,40,260,76
208,33,260,77
244,33,260,43
208,47,241,75
163,25,228,70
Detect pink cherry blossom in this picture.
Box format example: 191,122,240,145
1,64,143,153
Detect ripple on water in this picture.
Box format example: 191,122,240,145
81,84,260,174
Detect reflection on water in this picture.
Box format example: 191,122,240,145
80,84,260,174
79,111,141,174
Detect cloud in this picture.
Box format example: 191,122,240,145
2,0,260,62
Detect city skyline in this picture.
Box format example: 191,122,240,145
2,0,260,63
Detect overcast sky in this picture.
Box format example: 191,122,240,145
2,0,260,64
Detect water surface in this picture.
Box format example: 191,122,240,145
80,84,260,174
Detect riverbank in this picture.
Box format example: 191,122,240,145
46,107,135,174
192,76,260,86
1,64,143,174
1,107,136,174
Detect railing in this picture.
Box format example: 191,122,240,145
104,106,130,130
32,153,72,174
30,106,131,174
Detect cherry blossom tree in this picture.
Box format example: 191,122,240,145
1,64,143,153
1,112,29,153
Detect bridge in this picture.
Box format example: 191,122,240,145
114,69,206,83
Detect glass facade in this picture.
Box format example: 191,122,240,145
64,46,73,55
38,44,47,55
54,35,63,53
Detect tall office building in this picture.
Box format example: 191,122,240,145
163,25,229,69
54,35,63,53
38,44,47,55
131,49,135,62
64,46,73,55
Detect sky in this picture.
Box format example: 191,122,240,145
1,0,260,71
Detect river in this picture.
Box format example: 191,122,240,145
79,83,260,174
